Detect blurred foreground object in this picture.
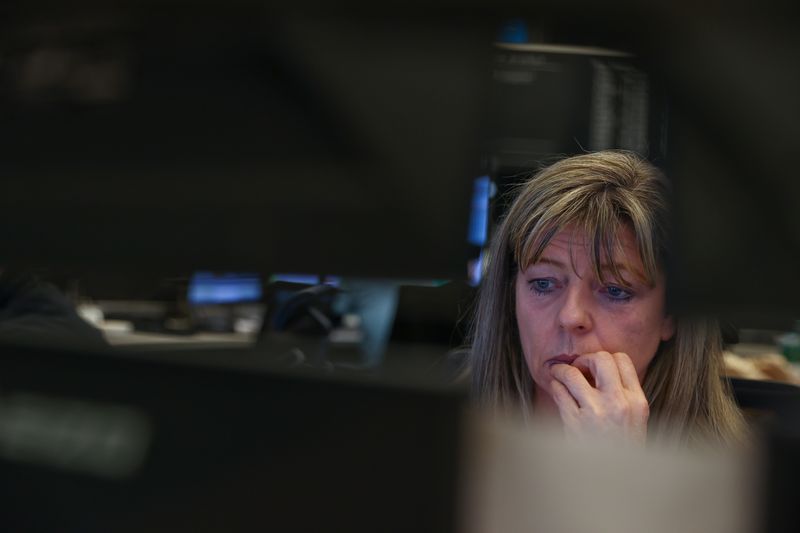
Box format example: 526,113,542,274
0,343,466,532
0,340,798,532
461,413,757,533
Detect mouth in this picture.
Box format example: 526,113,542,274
545,354,579,367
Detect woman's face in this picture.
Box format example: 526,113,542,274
515,225,675,403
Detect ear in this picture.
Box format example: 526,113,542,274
660,315,676,342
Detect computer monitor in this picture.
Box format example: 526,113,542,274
0,341,467,532
0,4,493,289
2,341,797,533
188,273,263,306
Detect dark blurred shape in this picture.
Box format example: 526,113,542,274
469,4,800,328
0,343,466,533
0,4,491,288
483,42,668,223
0,271,107,348
260,280,399,368
390,282,475,348
1,2,797,326
764,420,800,533
658,11,800,328
730,377,800,533
730,377,800,428
496,19,529,44
263,282,338,334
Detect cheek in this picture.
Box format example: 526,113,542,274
515,298,533,355
515,288,541,366
606,315,664,377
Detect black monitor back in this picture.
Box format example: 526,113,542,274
0,343,466,532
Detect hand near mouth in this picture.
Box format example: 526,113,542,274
548,351,650,444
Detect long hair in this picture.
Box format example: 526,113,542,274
469,151,745,444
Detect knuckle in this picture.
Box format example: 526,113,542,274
612,391,627,406
608,399,628,418
597,392,628,418
638,398,651,417
583,402,604,418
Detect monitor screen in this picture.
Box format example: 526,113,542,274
187,273,262,306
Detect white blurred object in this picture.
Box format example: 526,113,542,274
99,320,134,333
342,313,362,330
76,304,104,326
233,316,261,334
329,313,364,344
461,413,758,533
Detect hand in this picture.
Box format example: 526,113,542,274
549,351,650,444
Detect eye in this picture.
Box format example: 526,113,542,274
603,284,634,302
529,278,557,295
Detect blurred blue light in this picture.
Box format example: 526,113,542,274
188,272,262,305
497,19,529,44
468,176,491,247
469,250,485,287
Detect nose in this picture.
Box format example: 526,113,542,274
557,284,592,333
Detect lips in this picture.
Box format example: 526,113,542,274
545,354,579,366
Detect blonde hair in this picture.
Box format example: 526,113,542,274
470,151,745,444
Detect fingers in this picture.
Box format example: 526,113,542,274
572,352,623,392
546,351,650,444
550,379,579,418
612,352,645,393
549,363,595,407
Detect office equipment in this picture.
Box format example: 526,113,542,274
0,342,467,532
188,273,262,306
1,2,798,323
4,341,797,533
484,42,668,226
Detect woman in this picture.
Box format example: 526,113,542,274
470,151,745,444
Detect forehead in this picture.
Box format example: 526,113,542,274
542,225,638,257
523,224,647,280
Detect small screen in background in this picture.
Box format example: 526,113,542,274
188,273,262,305
467,176,493,286
468,176,491,248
